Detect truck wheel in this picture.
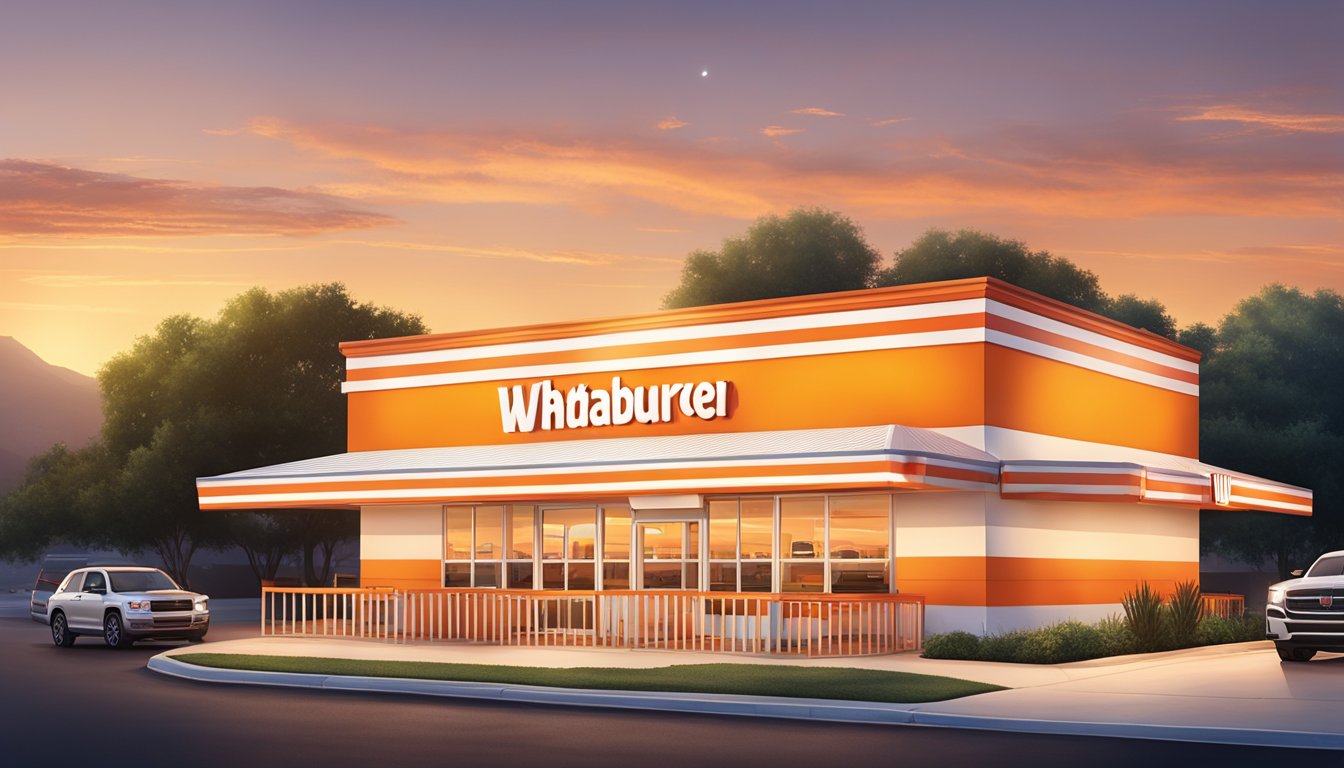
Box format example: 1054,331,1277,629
50,611,76,648
103,612,133,649
1276,644,1316,662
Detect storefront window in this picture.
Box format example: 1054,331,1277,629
541,507,596,589
444,507,471,560
507,505,535,589
740,498,773,560
602,505,631,589
829,495,889,559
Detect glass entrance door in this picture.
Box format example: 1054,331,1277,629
637,521,700,590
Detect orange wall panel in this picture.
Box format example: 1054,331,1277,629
348,345,989,451
984,345,1198,457
360,559,442,590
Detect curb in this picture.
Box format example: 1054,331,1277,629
147,654,1344,751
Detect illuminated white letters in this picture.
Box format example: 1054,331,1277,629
498,377,732,434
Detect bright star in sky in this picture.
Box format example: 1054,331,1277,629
701,69,708,77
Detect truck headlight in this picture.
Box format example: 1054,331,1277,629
1267,587,1285,607
194,599,208,612
128,600,152,611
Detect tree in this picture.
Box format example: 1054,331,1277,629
0,443,114,561
876,229,1110,313
662,208,881,309
1,283,427,588
1103,294,1177,339
1199,285,1344,576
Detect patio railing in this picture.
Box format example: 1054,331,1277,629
261,587,925,656
1201,593,1246,619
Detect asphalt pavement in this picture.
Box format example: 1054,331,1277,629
0,616,1332,768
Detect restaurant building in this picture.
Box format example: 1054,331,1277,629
196,277,1311,641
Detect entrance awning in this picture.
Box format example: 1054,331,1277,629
196,424,1002,510
1000,458,1312,515
197,424,1311,516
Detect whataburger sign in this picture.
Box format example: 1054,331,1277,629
498,377,730,433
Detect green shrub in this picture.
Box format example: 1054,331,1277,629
1196,612,1263,646
979,630,1030,662
1122,581,1166,652
922,631,982,660
1167,580,1204,647
919,608,1253,664
1095,615,1137,657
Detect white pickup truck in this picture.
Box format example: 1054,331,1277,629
1266,550,1344,662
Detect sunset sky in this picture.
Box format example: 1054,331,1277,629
1,0,1340,376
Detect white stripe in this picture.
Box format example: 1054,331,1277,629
195,452,998,488
1002,464,1143,476
986,330,1198,396
348,299,987,370
1141,490,1205,503
1227,494,1312,513
348,297,1197,376
1000,483,1140,495
198,472,922,505
342,328,985,393
985,299,1198,373
344,327,1197,395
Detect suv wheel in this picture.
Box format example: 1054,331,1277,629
103,612,132,649
50,611,76,648
1276,644,1316,662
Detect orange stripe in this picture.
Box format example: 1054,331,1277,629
999,492,1141,503
1230,484,1311,506
897,556,1198,606
1144,478,1207,494
203,480,935,509
198,460,944,498
360,559,442,590
348,313,987,382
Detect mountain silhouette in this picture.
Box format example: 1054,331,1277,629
0,337,101,491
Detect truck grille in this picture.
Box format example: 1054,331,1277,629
1284,588,1344,619
151,599,193,613
1284,621,1344,634
152,616,193,627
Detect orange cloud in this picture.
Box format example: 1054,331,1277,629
871,117,912,126
1176,105,1344,134
238,116,1342,222
761,125,805,137
791,107,843,117
0,160,394,238
656,117,689,130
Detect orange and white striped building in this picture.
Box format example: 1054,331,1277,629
197,277,1311,636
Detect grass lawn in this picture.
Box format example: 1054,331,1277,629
172,654,1004,703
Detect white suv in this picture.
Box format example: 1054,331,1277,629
46,566,210,648
1266,550,1344,662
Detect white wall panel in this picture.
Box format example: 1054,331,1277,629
360,504,443,560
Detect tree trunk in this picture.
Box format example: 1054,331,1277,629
153,527,197,589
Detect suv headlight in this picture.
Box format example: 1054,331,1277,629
1267,587,1286,607
194,599,208,613
128,600,153,611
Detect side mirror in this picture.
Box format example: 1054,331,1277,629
1290,570,1304,578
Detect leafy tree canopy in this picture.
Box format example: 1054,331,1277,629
1,284,427,586
1198,285,1344,574
662,208,881,309
877,229,1110,313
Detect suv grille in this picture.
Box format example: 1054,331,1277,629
151,599,193,613
1285,588,1344,620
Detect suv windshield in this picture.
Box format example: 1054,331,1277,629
109,571,179,592
1306,555,1344,578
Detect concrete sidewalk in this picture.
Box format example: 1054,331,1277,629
151,636,1344,750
